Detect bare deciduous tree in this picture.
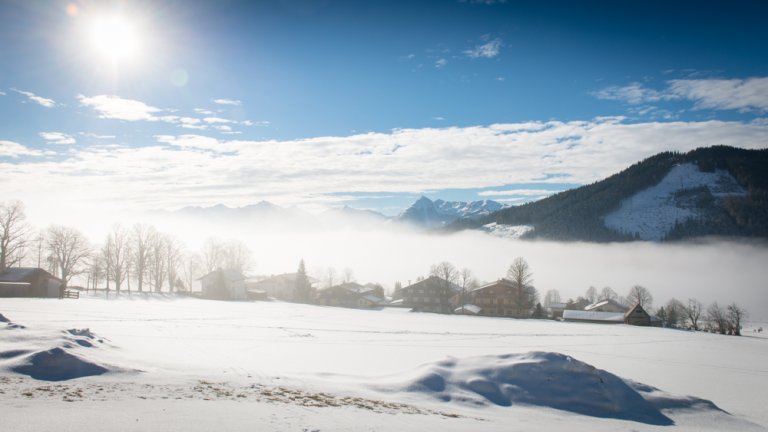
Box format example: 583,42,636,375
103,225,129,293
507,257,538,318
164,236,182,292
627,285,653,309
342,267,355,284
585,286,598,304
201,238,252,273
148,232,167,292
458,267,476,305
666,298,685,327
180,252,203,292
707,302,728,334
131,224,156,292
46,225,91,286
0,200,31,271
726,303,747,336
683,298,703,330
324,267,338,288
599,286,618,301
430,261,459,313
543,289,561,308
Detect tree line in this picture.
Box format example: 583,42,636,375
0,200,250,293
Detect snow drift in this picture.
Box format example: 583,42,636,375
376,351,726,425
11,347,109,381
0,318,115,382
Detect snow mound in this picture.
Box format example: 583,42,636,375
0,313,26,329
604,163,746,240
377,352,727,425
11,347,109,381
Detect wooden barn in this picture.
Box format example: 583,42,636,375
0,267,63,298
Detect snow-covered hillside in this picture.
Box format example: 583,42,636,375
399,197,504,228
2,296,766,431
604,163,746,240
482,222,534,239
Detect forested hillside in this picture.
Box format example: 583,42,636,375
450,146,768,242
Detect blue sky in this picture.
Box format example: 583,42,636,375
1,0,767,216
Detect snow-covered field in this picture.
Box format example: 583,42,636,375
604,163,747,240
2,296,767,431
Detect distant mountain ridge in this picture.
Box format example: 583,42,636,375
397,197,505,228
450,146,768,242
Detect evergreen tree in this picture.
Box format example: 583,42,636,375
294,259,312,303
532,303,545,318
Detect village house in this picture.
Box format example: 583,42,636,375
624,303,658,326
470,278,533,318
546,302,567,319
562,297,629,324
0,267,63,298
199,269,247,300
246,273,318,301
391,275,461,314
315,282,384,309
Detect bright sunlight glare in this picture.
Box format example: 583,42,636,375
87,14,142,63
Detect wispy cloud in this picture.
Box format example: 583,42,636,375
0,140,45,158
435,58,448,68
479,189,558,197
668,78,768,112
39,132,76,145
203,117,234,124
464,38,503,59
11,88,57,108
80,133,116,140
212,98,242,106
595,77,768,112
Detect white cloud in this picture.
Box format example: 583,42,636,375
78,94,162,121
464,38,502,59
194,108,215,115
595,77,768,112
593,83,672,104
39,132,76,145
155,134,224,151
212,98,242,106
479,189,558,197
0,91,6,96
435,58,447,68
80,133,116,140
2,118,766,214
12,88,57,108
203,117,234,124
0,140,44,158
668,77,768,112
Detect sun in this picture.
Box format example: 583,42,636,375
86,14,142,64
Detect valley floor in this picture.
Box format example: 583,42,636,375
1,295,766,431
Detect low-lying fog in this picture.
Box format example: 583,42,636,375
46,209,768,322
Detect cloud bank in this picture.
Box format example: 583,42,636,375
1,117,766,215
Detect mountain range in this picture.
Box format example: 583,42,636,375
164,145,767,242
169,197,504,229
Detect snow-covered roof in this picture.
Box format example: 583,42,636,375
454,304,482,314
361,295,384,304
0,267,60,283
389,298,404,305
584,298,627,312
563,310,625,322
